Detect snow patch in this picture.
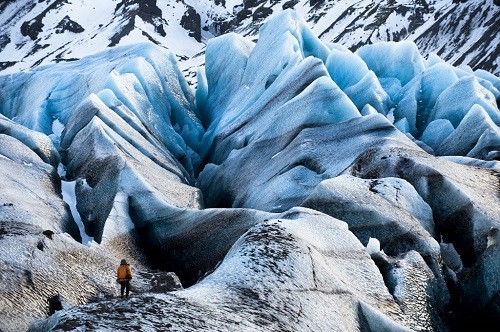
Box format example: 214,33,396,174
366,237,381,255
59,165,94,245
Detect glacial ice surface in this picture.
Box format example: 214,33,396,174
0,8,499,332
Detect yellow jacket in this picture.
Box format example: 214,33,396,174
117,264,132,281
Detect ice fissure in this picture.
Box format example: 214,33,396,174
0,9,499,332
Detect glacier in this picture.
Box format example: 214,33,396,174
0,8,499,332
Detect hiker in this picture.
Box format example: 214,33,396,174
116,259,132,298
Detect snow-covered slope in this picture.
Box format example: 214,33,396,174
0,6,499,332
0,0,499,78
203,0,500,75
0,0,203,78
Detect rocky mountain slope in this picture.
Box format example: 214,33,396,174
0,0,499,79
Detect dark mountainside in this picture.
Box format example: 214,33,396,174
0,0,498,76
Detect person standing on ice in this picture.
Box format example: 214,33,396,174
116,259,133,298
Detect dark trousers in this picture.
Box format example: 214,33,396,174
120,280,130,298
